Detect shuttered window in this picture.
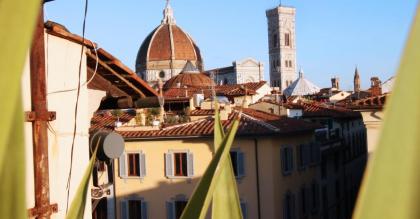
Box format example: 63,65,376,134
283,192,296,219
281,146,294,175
166,198,188,219
230,150,245,178
119,151,146,179
120,199,148,219
165,151,194,178
240,200,248,219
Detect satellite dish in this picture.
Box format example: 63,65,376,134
90,131,125,161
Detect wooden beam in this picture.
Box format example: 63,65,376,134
86,51,146,98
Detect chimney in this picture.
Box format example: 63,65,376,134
220,107,229,121
331,77,340,90
370,77,382,96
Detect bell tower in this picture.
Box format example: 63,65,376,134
266,5,297,91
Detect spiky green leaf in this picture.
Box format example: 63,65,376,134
353,6,420,219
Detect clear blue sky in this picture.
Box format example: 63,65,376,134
45,0,418,90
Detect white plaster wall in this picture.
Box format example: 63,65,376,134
23,32,93,219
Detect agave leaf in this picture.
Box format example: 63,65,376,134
0,1,41,219
180,108,241,219
66,141,99,219
353,6,420,219
212,103,243,219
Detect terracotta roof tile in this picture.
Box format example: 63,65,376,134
90,108,319,138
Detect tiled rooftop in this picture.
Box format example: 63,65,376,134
90,108,319,139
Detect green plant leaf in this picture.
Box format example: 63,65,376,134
353,6,420,219
0,1,41,219
212,103,243,219
66,142,99,219
180,105,241,219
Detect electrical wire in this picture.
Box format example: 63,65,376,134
65,0,89,214
48,40,99,95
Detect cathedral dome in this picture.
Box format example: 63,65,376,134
136,2,203,83
163,61,214,90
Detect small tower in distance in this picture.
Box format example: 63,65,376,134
266,5,297,91
331,77,340,90
354,67,361,93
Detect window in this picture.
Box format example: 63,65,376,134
300,186,309,217
311,181,320,213
128,153,140,176
285,60,289,67
285,33,290,46
297,144,310,170
288,60,293,68
281,146,294,175
240,200,248,219
322,186,328,216
165,151,194,178
230,150,245,178
120,199,148,219
283,192,296,219
167,196,188,219
119,151,146,178
273,33,278,47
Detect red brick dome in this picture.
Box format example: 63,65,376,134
163,62,214,90
135,4,203,74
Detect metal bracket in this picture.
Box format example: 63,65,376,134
28,203,58,218
25,111,56,122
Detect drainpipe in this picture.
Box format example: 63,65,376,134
27,6,58,218
254,138,262,219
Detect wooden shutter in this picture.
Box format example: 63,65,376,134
141,201,148,219
165,153,174,178
303,144,309,167
121,200,128,219
291,193,296,219
288,147,294,172
140,152,146,178
237,151,245,178
240,202,248,219
166,201,175,219
281,147,286,174
187,152,194,177
119,152,127,178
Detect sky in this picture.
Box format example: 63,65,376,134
45,0,418,90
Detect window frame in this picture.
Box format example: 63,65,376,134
166,195,188,219
230,148,245,179
119,150,146,179
281,145,294,176
120,197,148,219
165,150,194,179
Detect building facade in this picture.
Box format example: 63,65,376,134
91,106,324,219
205,58,264,85
266,5,297,90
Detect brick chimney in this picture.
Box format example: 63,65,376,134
370,77,382,96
